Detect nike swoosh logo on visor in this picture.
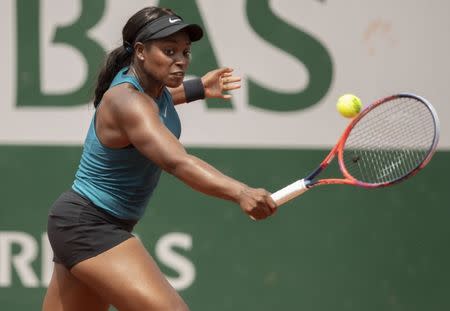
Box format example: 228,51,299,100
169,18,181,23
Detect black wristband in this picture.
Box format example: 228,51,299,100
183,78,205,103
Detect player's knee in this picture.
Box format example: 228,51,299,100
137,292,189,311
171,301,190,311
145,301,190,311
161,298,190,311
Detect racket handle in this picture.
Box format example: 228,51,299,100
271,179,309,206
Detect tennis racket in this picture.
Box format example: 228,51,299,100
271,93,440,206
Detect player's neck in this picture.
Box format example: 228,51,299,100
128,65,164,99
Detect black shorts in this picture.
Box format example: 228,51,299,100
47,189,137,269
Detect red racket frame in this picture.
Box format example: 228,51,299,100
304,93,440,190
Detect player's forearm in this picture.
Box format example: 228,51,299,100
168,154,246,202
169,78,205,105
167,85,187,105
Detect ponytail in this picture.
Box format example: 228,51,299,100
93,46,132,108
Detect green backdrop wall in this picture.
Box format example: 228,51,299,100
1,146,449,310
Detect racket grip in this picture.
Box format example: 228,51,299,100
271,179,309,206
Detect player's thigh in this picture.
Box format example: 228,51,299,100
70,237,189,311
42,263,109,311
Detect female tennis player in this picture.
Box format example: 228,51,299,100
42,6,277,311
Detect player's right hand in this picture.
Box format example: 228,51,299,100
237,187,277,221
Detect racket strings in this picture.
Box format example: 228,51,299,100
342,97,436,184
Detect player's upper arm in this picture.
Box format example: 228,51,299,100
110,90,188,172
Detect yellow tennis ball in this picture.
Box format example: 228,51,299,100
336,94,362,118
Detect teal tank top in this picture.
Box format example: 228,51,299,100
72,67,181,220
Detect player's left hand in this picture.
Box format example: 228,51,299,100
202,67,241,100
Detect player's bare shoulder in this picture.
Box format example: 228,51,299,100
103,84,158,117
103,84,140,108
